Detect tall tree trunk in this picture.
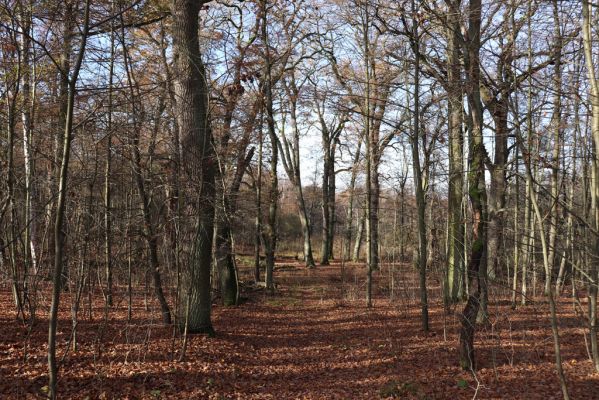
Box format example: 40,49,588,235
261,0,278,292
327,160,336,261
158,22,182,315
410,8,429,331
512,151,520,307
458,0,487,371
279,76,316,268
254,118,264,282
522,11,534,305
320,114,342,265
321,149,331,265
582,0,599,373
104,6,115,307
48,2,90,398
171,0,216,333
365,108,373,307
363,1,375,307
56,4,73,292
4,57,22,318
547,0,563,296
19,3,38,294
446,0,464,305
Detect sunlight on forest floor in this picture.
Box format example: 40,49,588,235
1,261,598,399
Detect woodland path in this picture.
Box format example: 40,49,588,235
1,261,598,399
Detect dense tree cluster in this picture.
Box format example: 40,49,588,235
1,0,598,398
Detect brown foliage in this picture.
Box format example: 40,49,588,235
0,263,597,399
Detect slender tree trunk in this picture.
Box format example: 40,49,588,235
131,142,172,324
126,188,133,322
512,152,519,307
119,23,172,325
48,3,90,398
522,16,534,305
353,209,366,262
458,0,487,371
254,120,264,283
104,7,115,307
159,23,182,309
582,0,599,372
279,78,316,268
56,5,73,292
344,139,362,261
19,4,38,296
321,152,331,265
260,0,278,292
547,0,563,296
363,1,374,307
410,11,429,331
522,140,570,400
320,116,341,265
327,159,336,260
4,64,22,319
215,148,254,306
446,0,464,305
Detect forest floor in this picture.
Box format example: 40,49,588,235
1,259,598,399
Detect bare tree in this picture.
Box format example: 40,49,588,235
582,0,599,373
48,1,90,397
457,0,487,371
171,0,216,334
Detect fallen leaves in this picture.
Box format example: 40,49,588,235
0,262,597,399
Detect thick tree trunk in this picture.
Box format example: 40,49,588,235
171,0,216,333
